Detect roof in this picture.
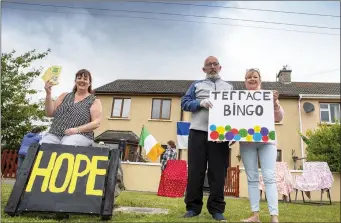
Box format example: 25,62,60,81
94,130,140,144
94,79,340,98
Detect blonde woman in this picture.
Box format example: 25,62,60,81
240,68,284,223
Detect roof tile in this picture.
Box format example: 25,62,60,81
94,79,340,97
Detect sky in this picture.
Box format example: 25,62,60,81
2,0,340,102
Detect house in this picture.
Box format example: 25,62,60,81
93,67,340,201
94,67,340,168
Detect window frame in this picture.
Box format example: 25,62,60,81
111,97,131,118
319,102,340,124
150,98,172,120
275,120,283,125
276,149,282,162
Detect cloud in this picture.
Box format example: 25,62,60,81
201,1,340,82
2,1,340,104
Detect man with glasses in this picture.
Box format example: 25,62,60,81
181,56,234,222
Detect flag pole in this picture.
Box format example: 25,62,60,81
138,124,144,156
139,125,144,144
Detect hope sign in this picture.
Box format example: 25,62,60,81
26,151,108,196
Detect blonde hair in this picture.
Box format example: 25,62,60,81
245,68,261,81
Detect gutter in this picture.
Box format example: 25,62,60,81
298,94,340,168
298,95,305,167
299,94,340,99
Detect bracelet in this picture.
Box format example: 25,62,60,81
77,127,80,134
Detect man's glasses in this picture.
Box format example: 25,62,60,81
205,62,220,67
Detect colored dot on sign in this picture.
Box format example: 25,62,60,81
253,133,262,142
246,135,253,141
260,127,269,136
239,129,248,137
234,134,241,141
269,131,276,140
219,134,225,141
210,131,219,140
231,128,239,135
217,126,225,134
210,125,217,131
248,128,255,135
225,132,234,140
225,125,232,132
262,136,269,142
254,125,261,133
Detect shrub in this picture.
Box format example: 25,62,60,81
302,121,340,172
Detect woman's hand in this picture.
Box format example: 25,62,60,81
273,90,280,109
64,128,79,136
44,81,53,95
273,90,279,102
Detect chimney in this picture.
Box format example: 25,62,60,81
276,65,292,84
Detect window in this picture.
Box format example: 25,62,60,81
320,103,340,124
258,149,282,167
276,150,282,162
151,99,171,120
111,98,131,118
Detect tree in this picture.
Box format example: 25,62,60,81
300,122,340,172
1,49,51,150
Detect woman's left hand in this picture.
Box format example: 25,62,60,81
64,128,79,136
273,90,280,107
273,90,279,102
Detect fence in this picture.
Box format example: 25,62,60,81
1,149,18,178
224,165,240,197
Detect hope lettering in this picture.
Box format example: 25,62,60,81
25,151,108,196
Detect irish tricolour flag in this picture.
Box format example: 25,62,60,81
138,126,165,162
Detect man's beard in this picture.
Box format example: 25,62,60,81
206,71,220,80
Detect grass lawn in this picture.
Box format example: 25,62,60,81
1,183,340,222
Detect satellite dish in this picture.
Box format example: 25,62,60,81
303,102,315,113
